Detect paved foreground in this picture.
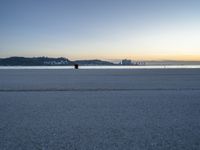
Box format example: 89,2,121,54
0,69,200,150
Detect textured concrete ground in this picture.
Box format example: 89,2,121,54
0,69,200,150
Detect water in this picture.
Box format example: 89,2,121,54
0,65,200,69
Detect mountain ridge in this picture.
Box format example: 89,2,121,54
0,57,115,66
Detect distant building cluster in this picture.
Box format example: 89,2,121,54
134,61,146,66
120,59,146,66
121,59,132,65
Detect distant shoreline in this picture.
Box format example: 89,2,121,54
0,56,200,66
1,65,200,70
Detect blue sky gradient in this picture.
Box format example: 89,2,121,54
1,0,200,60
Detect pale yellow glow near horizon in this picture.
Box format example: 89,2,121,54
67,54,200,61
127,54,200,61
2,50,200,61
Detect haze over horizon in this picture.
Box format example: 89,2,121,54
1,0,200,61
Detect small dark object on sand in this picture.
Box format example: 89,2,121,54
74,64,79,69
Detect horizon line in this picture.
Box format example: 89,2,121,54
1,56,200,62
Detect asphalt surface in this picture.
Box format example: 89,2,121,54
0,69,200,150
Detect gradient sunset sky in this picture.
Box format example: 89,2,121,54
1,0,200,60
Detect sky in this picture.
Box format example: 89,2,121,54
0,0,200,61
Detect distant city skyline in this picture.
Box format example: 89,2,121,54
1,0,200,61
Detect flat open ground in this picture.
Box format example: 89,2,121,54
0,69,200,150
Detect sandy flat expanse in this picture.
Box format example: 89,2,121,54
0,69,200,150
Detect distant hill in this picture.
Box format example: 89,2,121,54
0,57,114,66
0,57,73,66
74,59,114,65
